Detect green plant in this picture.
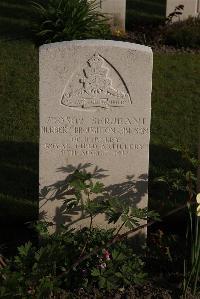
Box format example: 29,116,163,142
90,244,146,290
31,0,111,45
0,170,160,296
150,148,198,213
148,148,199,290
0,227,147,297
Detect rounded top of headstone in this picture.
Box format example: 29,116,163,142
39,39,152,54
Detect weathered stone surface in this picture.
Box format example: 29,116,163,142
166,0,199,21
95,0,126,31
39,40,153,233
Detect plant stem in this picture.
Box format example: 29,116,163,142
79,214,93,258
113,221,126,242
79,190,93,258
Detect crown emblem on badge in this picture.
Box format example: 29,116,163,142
61,53,131,109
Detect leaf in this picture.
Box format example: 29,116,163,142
153,176,167,183
147,210,160,221
115,272,123,278
91,182,104,194
124,220,135,229
91,268,101,277
111,249,125,261
107,212,122,224
99,276,106,289
17,242,32,257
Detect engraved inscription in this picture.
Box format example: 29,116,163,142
41,126,149,135
44,141,148,157
61,53,131,110
41,115,149,157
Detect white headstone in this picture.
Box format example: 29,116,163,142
39,40,153,233
97,0,126,31
166,0,199,21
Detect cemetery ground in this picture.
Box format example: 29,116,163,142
0,41,199,297
0,0,200,297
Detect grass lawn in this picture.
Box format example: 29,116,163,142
152,53,200,153
0,41,38,249
0,0,199,250
0,0,47,40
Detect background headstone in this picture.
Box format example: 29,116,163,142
96,0,126,31
166,0,199,21
39,40,153,233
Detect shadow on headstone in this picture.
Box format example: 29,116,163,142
39,164,148,234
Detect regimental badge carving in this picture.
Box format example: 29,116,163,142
61,53,132,109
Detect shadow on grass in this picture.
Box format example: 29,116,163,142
0,140,38,236
0,0,46,40
126,0,166,28
150,143,194,171
0,224,38,257
0,141,38,202
0,1,31,39
127,0,166,15
0,141,38,255
149,144,196,235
